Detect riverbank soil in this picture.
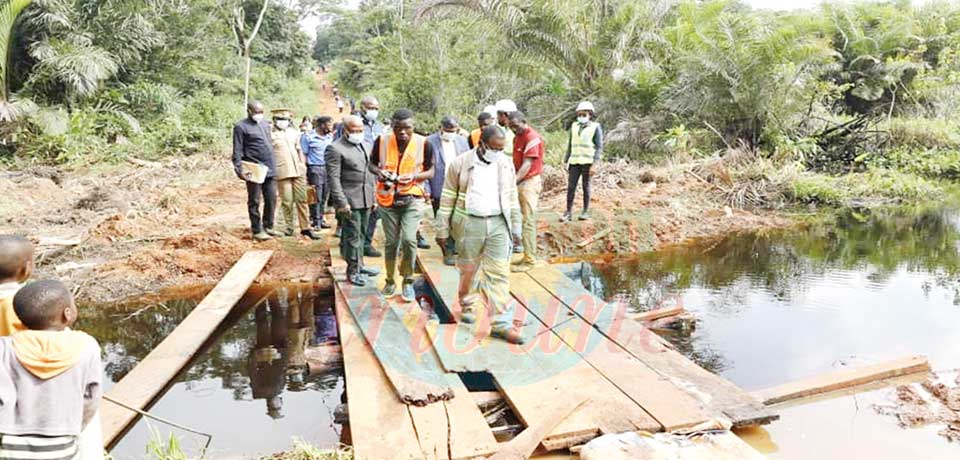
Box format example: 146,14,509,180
0,75,789,304
874,372,960,442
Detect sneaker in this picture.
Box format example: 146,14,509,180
348,272,366,286
460,307,477,324
491,325,526,344
253,232,271,241
319,221,332,229
360,266,380,277
301,229,322,240
401,282,416,302
382,281,396,297
284,228,295,237
560,212,572,223
512,244,524,254
578,211,590,221
443,254,456,266
265,228,285,237
364,247,383,257
510,260,535,273
417,235,431,249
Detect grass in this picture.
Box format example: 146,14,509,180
264,439,353,460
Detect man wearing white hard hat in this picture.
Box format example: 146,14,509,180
495,99,518,153
561,101,604,222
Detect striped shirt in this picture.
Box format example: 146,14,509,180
0,434,78,460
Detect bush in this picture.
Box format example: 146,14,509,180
787,168,942,205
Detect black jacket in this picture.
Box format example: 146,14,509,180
325,137,376,210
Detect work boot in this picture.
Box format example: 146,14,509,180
360,266,380,277
364,246,382,257
252,232,271,242
417,234,431,249
301,229,322,240
491,325,526,344
578,210,590,221
560,212,572,223
443,253,456,266
401,282,416,303
265,228,285,237
382,281,396,297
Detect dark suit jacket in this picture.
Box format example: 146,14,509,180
425,132,470,199
324,137,376,210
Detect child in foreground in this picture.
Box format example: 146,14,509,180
0,235,34,336
0,279,103,460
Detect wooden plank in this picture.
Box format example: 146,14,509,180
443,375,500,460
631,305,684,322
335,283,424,460
101,250,273,448
418,248,661,450
753,355,931,405
509,273,712,432
526,264,777,427
488,397,588,460
333,267,454,405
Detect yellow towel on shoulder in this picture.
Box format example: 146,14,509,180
11,330,91,380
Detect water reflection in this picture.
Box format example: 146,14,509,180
83,285,344,460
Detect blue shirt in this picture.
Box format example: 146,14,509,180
301,132,333,166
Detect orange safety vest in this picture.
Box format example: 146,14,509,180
376,133,427,207
470,128,481,147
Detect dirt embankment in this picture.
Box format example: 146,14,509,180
875,372,960,442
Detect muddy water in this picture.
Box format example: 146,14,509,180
590,204,960,458
79,285,343,460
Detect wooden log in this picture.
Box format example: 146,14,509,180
576,228,611,249
752,355,931,406
100,250,273,448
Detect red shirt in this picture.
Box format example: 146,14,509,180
512,126,544,181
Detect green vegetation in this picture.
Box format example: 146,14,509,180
1,0,317,166
317,0,960,207
266,439,353,460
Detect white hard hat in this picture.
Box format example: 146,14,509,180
495,99,518,113
482,105,497,116
576,101,595,113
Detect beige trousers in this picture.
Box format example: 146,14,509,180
517,174,542,262
278,176,311,234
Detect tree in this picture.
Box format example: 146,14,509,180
0,0,34,121
232,0,270,108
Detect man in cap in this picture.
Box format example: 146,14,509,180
507,111,545,273
426,115,470,265
562,101,604,222
233,100,281,241
469,106,498,149
301,115,335,229
369,109,436,302
494,99,518,153
271,109,320,240
325,115,381,286
435,125,525,344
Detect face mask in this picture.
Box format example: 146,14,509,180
577,116,590,124
481,146,502,162
252,113,264,123
347,132,364,145
364,110,379,121
275,120,290,130
302,123,312,132
441,132,457,142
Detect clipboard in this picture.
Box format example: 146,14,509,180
240,161,269,184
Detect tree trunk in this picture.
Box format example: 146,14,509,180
244,47,252,110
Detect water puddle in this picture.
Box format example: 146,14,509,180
80,285,343,460
585,204,960,458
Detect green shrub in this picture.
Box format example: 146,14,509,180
881,117,960,151
789,173,844,205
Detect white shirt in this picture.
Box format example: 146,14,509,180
465,154,502,217
441,139,458,173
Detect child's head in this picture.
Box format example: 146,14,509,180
0,235,35,284
13,279,77,331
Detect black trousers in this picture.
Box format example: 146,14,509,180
247,177,277,234
341,208,370,275
566,164,592,213
365,207,379,250
306,165,329,226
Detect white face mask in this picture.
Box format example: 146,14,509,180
252,113,264,123
275,119,290,130
577,116,590,124
347,132,364,145
481,146,502,162
441,132,457,142
364,110,379,121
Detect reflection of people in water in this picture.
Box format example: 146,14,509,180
248,296,288,419
285,288,316,390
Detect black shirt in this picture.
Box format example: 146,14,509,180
233,118,277,178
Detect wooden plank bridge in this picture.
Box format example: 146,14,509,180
333,242,777,459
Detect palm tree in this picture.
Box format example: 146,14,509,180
0,0,34,121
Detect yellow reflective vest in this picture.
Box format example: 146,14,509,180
568,121,600,165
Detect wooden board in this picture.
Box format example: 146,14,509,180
335,283,425,460
509,273,713,432
101,250,273,448
418,248,661,450
333,267,454,405
753,355,931,405
489,397,588,460
526,265,777,427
